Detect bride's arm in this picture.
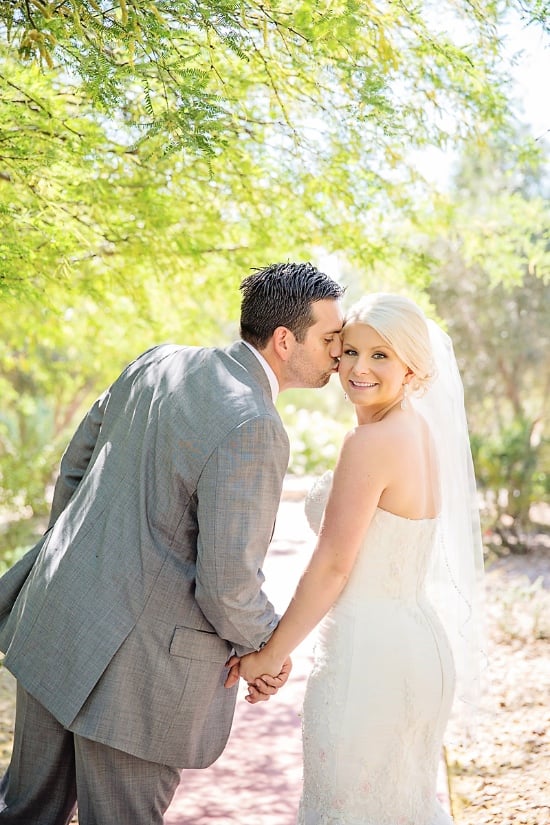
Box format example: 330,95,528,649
235,427,389,684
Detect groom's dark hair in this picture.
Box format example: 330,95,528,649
239,262,344,349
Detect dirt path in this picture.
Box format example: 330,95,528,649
444,541,550,825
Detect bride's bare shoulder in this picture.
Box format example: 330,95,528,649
343,416,426,477
346,413,412,446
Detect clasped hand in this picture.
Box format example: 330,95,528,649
224,651,292,703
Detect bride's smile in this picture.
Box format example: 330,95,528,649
339,322,411,421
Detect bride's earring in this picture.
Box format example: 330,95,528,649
344,392,348,401
401,383,409,410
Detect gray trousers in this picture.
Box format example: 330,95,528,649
0,682,181,825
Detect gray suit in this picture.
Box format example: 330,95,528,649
0,341,289,773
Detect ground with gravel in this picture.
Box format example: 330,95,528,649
445,538,550,825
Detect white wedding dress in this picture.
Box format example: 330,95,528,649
298,472,455,825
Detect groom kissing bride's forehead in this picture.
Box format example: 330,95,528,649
0,261,344,825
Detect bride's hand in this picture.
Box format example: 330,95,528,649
224,653,292,702
238,648,285,684
245,657,292,702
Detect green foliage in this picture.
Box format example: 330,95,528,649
471,420,548,530
424,139,550,535
284,406,343,477
2,1,541,311
279,384,353,475
0,522,43,575
0,0,549,557
514,0,550,30
1,0,516,155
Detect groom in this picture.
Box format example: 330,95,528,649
0,262,343,824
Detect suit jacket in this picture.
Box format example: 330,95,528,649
0,342,289,767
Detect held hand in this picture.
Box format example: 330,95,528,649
238,648,284,684
223,653,283,691
245,657,292,704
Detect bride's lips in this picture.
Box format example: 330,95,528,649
350,380,377,388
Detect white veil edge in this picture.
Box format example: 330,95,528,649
412,320,487,740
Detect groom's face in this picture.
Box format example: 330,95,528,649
286,299,343,389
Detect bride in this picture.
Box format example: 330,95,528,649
231,294,484,825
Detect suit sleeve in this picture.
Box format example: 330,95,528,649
194,415,289,656
47,389,110,527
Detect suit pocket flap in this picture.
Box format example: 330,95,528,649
169,626,231,664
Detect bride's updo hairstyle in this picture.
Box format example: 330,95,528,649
344,293,435,396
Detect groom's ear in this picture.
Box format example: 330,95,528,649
271,326,295,361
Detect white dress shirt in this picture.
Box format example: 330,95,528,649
242,341,279,401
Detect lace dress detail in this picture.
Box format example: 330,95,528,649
298,473,455,825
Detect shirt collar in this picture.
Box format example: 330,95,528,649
242,341,279,401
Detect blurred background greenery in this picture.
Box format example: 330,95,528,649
0,0,548,567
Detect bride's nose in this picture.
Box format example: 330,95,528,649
330,338,342,359
354,359,370,375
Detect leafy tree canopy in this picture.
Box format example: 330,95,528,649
0,1,548,539
2,0,544,306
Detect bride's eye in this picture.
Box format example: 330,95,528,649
343,348,357,356
372,352,387,359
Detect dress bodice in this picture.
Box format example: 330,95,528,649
304,471,439,607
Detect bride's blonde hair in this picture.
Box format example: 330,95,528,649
344,293,435,395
